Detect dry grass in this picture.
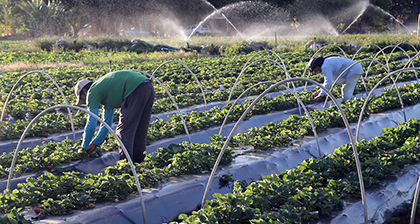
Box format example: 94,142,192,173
0,62,84,72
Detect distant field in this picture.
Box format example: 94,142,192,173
1,33,419,52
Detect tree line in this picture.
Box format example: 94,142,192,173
0,0,419,38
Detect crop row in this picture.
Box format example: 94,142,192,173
0,53,412,143
2,109,420,222
0,81,419,192
1,48,411,121
0,139,233,217
0,45,397,64
1,61,419,143
2,80,420,180
175,117,420,223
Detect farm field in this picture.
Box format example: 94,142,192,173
2,35,420,223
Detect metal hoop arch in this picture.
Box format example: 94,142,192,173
6,104,148,223
351,43,386,61
321,59,392,105
365,45,410,76
382,44,419,85
312,44,349,59
219,80,322,157
242,50,289,74
151,60,208,110
411,174,420,224
303,53,348,90
0,71,76,142
322,59,408,125
201,77,368,224
131,70,192,143
398,50,420,84
239,50,292,91
228,58,293,102
355,67,420,141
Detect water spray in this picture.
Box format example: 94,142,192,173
371,4,412,33
341,1,369,34
186,1,248,43
417,13,420,41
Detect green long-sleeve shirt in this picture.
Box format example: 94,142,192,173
82,70,148,149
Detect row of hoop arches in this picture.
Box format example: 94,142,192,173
2,42,420,223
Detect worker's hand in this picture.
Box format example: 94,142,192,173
311,90,320,99
311,91,323,102
77,145,87,154
86,144,98,153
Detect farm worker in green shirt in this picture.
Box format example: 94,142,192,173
74,70,155,163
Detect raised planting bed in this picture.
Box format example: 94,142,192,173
171,117,420,223
2,48,417,141
32,102,420,223
1,78,418,187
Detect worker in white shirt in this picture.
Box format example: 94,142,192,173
310,57,364,102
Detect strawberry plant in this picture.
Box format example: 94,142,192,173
175,118,420,223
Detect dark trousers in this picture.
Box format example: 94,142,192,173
116,81,154,163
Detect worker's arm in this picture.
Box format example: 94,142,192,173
91,108,114,146
82,107,100,149
318,67,334,97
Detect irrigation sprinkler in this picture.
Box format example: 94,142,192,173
219,80,322,157
418,13,420,41
355,67,420,141
202,77,369,224
0,71,76,142
131,70,192,143
152,60,208,110
6,104,148,224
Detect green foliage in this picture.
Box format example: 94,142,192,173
176,118,420,223
18,0,67,37
221,44,255,56
0,208,31,224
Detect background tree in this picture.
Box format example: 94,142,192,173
1,0,420,38
0,0,26,36
18,0,67,37
371,0,420,24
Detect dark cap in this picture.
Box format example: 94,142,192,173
309,57,325,72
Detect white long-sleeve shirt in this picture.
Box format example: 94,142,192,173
318,57,364,96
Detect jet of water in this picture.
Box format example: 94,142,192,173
185,1,246,42
340,1,412,34
371,4,412,33
201,0,246,41
341,1,369,34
